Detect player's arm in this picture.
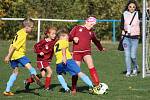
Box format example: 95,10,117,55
62,47,67,65
91,32,105,51
34,40,45,56
4,34,25,63
69,26,79,43
4,46,16,63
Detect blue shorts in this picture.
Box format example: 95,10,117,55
56,59,81,76
10,56,31,69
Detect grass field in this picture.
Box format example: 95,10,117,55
0,40,150,100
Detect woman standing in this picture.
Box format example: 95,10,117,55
120,0,142,77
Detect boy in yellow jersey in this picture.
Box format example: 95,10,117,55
3,18,42,96
54,29,99,95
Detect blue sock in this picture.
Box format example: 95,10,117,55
80,74,93,87
57,75,69,91
29,67,37,75
5,73,17,92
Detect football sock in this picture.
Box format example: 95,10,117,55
72,75,78,90
89,67,100,86
45,77,51,89
5,73,17,92
29,67,37,75
57,75,69,91
80,74,93,87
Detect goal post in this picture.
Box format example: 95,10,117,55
142,0,150,78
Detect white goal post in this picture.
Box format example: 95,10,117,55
142,0,150,78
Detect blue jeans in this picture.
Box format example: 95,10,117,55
123,37,139,73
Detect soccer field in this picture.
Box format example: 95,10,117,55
0,40,150,100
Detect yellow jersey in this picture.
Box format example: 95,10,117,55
11,28,27,60
54,39,72,64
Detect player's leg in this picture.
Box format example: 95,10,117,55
83,54,100,86
45,66,52,90
25,63,43,86
24,61,45,90
56,63,70,92
67,59,93,88
3,61,18,96
66,59,100,94
19,56,43,86
71,53,82,92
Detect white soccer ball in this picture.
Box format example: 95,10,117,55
98,83,109,94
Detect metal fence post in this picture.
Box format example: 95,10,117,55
112,20,116,43
37,20,41,42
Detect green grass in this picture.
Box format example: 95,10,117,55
0,40,150,100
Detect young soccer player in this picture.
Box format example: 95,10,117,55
69,16,106,93
54,29,99,94
3,18,42,96
24,27,57,90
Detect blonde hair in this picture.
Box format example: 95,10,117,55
57,28,68,38
22,18,34,27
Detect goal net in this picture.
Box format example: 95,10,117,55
142,0,150,78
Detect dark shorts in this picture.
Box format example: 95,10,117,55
37,61,50,70
10,56,30,69
73,51,91,61
56,59,81,76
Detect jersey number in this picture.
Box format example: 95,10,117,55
12,34,18,44
55,43,61,52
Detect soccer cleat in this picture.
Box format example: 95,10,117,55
92,87,100,95
89,87,94,94
24,80,30,91
3,91,14,96
31,74,43,87
65,89,71,93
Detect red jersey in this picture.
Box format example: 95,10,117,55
34,38,57,61
69,25,103,52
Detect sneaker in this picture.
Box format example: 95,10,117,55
3,91,14,96
125,72,131,77
131,70,137,76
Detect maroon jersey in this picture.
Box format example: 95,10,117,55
69,25,103,52
34,39,57,61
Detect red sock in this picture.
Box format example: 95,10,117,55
26,77,34,83
89,67,100,86
72,75,78,90
45,77,51,89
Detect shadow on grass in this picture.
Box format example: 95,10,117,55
121,70,141,74
14,84,60,96
58,85,89,94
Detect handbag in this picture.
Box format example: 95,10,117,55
118,12,137,51
118,36,125,51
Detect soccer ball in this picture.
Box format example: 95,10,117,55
97,83,109,94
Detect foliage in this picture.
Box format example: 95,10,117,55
0,0,143,40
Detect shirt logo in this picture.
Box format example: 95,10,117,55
89,32,92,35
45,45,48,49
79,28,83,32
